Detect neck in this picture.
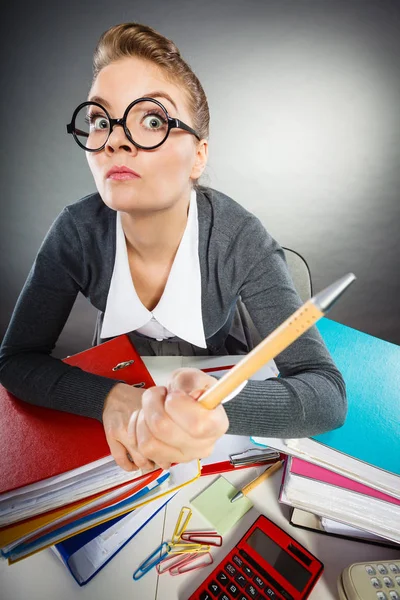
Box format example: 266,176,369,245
120,190,192,263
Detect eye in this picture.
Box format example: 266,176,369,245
86,113,109,131
142,112,167,131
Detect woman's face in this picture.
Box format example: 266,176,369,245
86,57,207,213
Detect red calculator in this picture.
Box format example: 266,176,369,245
188,514,323,600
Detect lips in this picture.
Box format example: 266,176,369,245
106,165,141,178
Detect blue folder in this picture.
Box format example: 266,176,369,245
313,317,399,475
54,495,171,586
6,472,170,561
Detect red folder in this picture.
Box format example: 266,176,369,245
0,335,155,497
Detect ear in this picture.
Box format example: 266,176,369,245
190,139,208,181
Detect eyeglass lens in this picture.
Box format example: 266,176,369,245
73,99,169,150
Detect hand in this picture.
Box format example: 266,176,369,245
133,368,229,470
102,383,155,472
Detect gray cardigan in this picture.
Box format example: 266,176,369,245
0,186,347,437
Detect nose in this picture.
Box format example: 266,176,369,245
105,122,137,154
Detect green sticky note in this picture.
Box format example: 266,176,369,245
190,476,253,536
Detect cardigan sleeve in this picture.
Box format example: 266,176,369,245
223,216,347,438
0,207,119,420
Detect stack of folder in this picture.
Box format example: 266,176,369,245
0,335,201,565
252,318,400,548
1,335,277,583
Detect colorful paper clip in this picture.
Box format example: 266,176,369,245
156,552,191,575
167,543,210,554
171,506,192,543
133,541,170,580
180,530,222,547
169,552,213,576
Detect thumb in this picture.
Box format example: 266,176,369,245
167,368,210,394
189,387,207,401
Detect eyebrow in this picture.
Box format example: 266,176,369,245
88,91,178,113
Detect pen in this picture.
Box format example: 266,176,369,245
198,272,356,410
230,460,284,503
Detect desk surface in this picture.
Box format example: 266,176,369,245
2,467,399,600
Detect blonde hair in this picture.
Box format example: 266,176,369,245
92,22,210,141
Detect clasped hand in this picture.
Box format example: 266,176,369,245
102,368,229,472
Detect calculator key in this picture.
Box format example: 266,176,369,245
389,564,400,574
371,578,383,589
234,573,248,588
378,565,389,575
208,581,222,597
237,596,249,600
389,592,400,600
254,575,265,589
227,582,240,597
225,562,237,576
265,588,278,599
243,564,254,578
218,595,230,600
200,592,213,600
383,577,394,588
376,593,388,600
245,583,260,598
217,571,229,587
233,554,244,568
366,565,377,575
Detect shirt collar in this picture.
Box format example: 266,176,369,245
100,188,207,348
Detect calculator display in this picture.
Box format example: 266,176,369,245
247,527,311,592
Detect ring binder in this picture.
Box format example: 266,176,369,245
229,447,280,467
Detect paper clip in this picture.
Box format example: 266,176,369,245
171,506,192,543
133,541,170,580
169,552,213,576
167,543,210,554
180,530,222,547
229,447,280,467
156,552,190,575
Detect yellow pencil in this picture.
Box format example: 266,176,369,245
230,460,284,503
198,273,356,410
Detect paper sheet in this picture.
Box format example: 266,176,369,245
190,476,253,536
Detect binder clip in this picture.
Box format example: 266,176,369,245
133,541,170,580
229,447,280,467
180,530,222,547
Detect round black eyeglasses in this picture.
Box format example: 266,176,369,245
66,97,201,151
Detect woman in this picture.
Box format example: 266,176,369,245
0,22,346,473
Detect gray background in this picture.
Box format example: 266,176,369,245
1,0,399,358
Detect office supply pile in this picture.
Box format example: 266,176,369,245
0,336,203,569
253,318,400,548
0,335,276,584
133,506,221,580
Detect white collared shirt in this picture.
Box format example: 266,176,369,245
100,189,207,348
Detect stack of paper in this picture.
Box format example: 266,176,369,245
252,318,400,545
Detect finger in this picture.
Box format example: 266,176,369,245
107,437,139,472
167,368,213,394
121,410,156,472
141,386,200,452
164,391,229,439
136,409,211,467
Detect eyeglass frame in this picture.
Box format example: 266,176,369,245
66,97,201,151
